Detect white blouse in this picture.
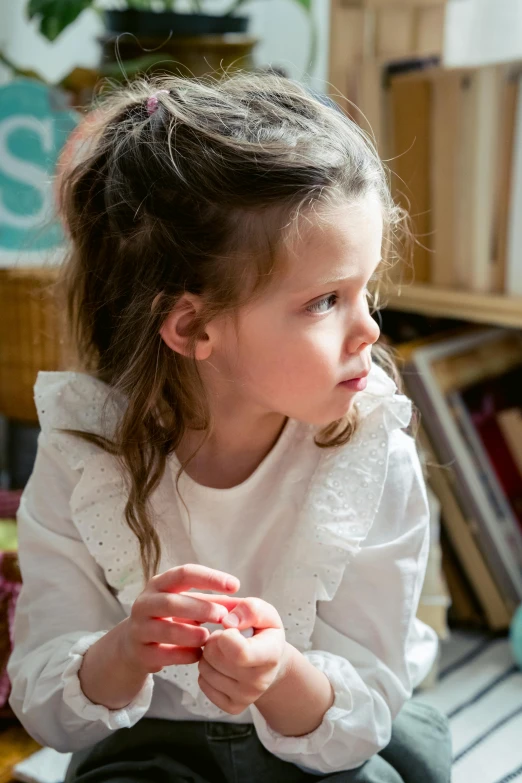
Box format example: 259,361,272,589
7,363,437,775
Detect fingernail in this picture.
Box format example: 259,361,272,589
225,612,239,627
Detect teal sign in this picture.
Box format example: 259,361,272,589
0,79,78,253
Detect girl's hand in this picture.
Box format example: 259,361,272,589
197,597,290,715
119,564,239,676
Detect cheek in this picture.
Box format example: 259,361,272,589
287,321,341,369
240,325,339,390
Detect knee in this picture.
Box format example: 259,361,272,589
414,702,450,739
392,701,452,783
413,703,452,783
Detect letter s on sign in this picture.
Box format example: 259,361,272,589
0,115,53,229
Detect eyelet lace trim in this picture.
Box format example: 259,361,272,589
35,364,411,720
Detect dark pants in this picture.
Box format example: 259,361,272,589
65,700,451,783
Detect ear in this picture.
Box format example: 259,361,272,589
159,293,212,361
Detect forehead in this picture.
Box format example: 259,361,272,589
278,193,383,293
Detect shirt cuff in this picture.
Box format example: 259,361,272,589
250,651,353,760
62,631,154,730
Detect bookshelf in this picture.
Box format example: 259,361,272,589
328,1,522,632
383,284,522,329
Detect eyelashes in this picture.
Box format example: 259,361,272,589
306,293,338,314
305,288,373,316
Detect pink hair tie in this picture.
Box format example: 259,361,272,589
146,90,169,115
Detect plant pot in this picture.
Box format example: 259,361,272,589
105,10,249,37
100,10,256,79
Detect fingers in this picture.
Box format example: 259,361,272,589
198,658,239,693
202,630,245,677
204,628,284,671
198,658,265,703
198,675,239,714
197,661,247,716
152,565,240,595
217,628,283,668
221,597,283,632
140,592,229,625
140,618,209,647
183,592,241,613
198,653,273,715
149,644,203,669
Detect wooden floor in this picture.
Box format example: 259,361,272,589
0,721,40,783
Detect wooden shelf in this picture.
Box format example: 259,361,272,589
382,284,522,329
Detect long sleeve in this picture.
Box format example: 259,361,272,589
7,434,154,753
250,430,438,775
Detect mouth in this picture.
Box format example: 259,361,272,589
338,369,370,393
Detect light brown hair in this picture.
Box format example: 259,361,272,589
56,70,407,581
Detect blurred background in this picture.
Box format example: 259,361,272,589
0,1,521,781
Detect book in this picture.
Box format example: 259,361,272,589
506,70,522,296
430,65,516,291
430,69,464,286
376,8,415,58
387,62,503,290
498,408,522,477
419,427,512,630
424,329,522,393
416,5,446,57
384,62,518,292
388,67,434,282
491,68,520,292
453,66,503,292
447,390,522,534
357,58,387,153
459,370,522,527
327,5,366,116
403,329,522,605
440,530,487,629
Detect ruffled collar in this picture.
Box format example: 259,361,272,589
35,361,411,718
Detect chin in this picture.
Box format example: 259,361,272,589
333,394,358,419
299,398,356,428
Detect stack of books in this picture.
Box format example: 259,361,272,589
384,59,522,296
397,329,522,630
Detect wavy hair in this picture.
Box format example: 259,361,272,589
56,70,408,580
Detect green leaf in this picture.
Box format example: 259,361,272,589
27,0,54,16
100,52,177,80
225,0,313,15
27,0,95,41
293,0,313,12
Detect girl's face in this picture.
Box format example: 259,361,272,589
207,193,383,426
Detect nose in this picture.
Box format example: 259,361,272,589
344,300,380,356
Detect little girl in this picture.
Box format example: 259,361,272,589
8,72,451,783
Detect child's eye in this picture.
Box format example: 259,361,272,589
306,294,338,314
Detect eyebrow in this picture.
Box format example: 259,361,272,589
291,275,356,295
292,264,381,296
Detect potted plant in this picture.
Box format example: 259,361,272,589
27,1,315,80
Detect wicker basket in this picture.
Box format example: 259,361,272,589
0,267,64,424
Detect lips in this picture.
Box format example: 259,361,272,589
340,368,370,385
338,368,370,393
